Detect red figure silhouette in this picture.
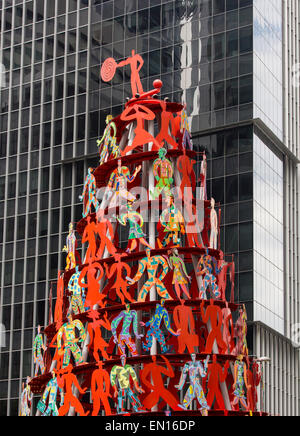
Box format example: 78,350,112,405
155,100,178,150
121,104,161,155
222,302,235,354
117,50,144,97
141,356,181,411
82,216,98,263
91,361,112,416
173,302,199,354
55,271,64,328
201,300,227,354
95,209,117,259
184,195,204,248
58,365,89,416
206,356,230,410
247,362,261,412
104,254,135,305
177,148,196,199
79,260,105,308
87,310,111,361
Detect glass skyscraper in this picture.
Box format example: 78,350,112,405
0,0,299,416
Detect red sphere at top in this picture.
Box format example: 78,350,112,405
153,79,163,89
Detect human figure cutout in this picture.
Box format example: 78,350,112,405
222,302,235,354
206,355,230,410
181,108,193,151
199,153,207,201
87,310,111,362
79,168,99,218
234,305,248,356
110,355,145,414
155,100,178,150
184,194,204,248
55,271,64,328
157,195,185,249
177,148,196,199
19,377,32,416
58,365,89,416
175,354,210,415
33,325,46,377
91,361,112,416
127,247,171,302
95,209,117,259
79,260,105,308
150,147,174,200
82,216,98,263
121,104,161,155
141,355,181,412
200,300,227,354
62,222,78,271
37,371,64,416
166,248,191,301
141,299,181,354
210,198,218,249
173,301,199,354
104,254,135,305
115,200,152,253
111,304,143,357
57,313,86,369
197,250,225,300
117,50,144,97
97,114,118,165
68,266,85,315
247,361,261,412
232,355,251,411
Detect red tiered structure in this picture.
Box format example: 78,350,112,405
23,53,266,417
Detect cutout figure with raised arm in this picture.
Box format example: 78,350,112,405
111,304,143,357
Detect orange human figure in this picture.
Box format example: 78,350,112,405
95,209,117,259
140,355,181,412
206,355,230,410
247,362,261,412
79,260,105,308
200,300,227,354
54,271,64,327
58,365,89,416
82,216,98,263
222,302,235,354
91,361,112,416
121,104,161,155
184,195,204,248
173,301,199,354
87,310,111,362
155,100,178,150
117,50,144,97
177,148,196,198
104,254,135,305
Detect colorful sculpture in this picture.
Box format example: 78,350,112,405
141,299,181,354
110,355,145,414
181,108,193,151
97,115,118,165
37,371,64,416
57,313,86,368
176,354,210,416
158,195,185,248
197,250,224,300
104,254,134,305
79,168,99,218
232,355,251,411
63,223,78,271
150,148,174,199
19,377,32,416
82,216,97,263
33,325,46,377
199,154,207,201
167,248,191,301
115,200,152,253
87,310,111,362
78,259,105,308
68,267,85,315
95,209,117,258
127,248,171,302
106,159,141,207
111,304,143,357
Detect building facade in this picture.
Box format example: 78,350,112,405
0,0,298,416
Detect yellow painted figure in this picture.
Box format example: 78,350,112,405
57,313,86,368
97,115,119,165
63,223,77,271
158,195,185,248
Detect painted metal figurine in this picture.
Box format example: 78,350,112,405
150,147,174,199
197,250,225,300
19,377,32,416
176,354,210,416
106,159,141,207
232,355,251,411
158,195,185,248
63,222,78,271
127,247,172,302
68,266,85,315
141,299,181,354
79,168,99,218
57,313,86,368
33,325,46,377
111,304,143,357
167,248,191,301
37,371,64,416
110,355,145,414
97,114,118,165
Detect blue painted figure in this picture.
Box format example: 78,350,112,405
37,371,64,416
